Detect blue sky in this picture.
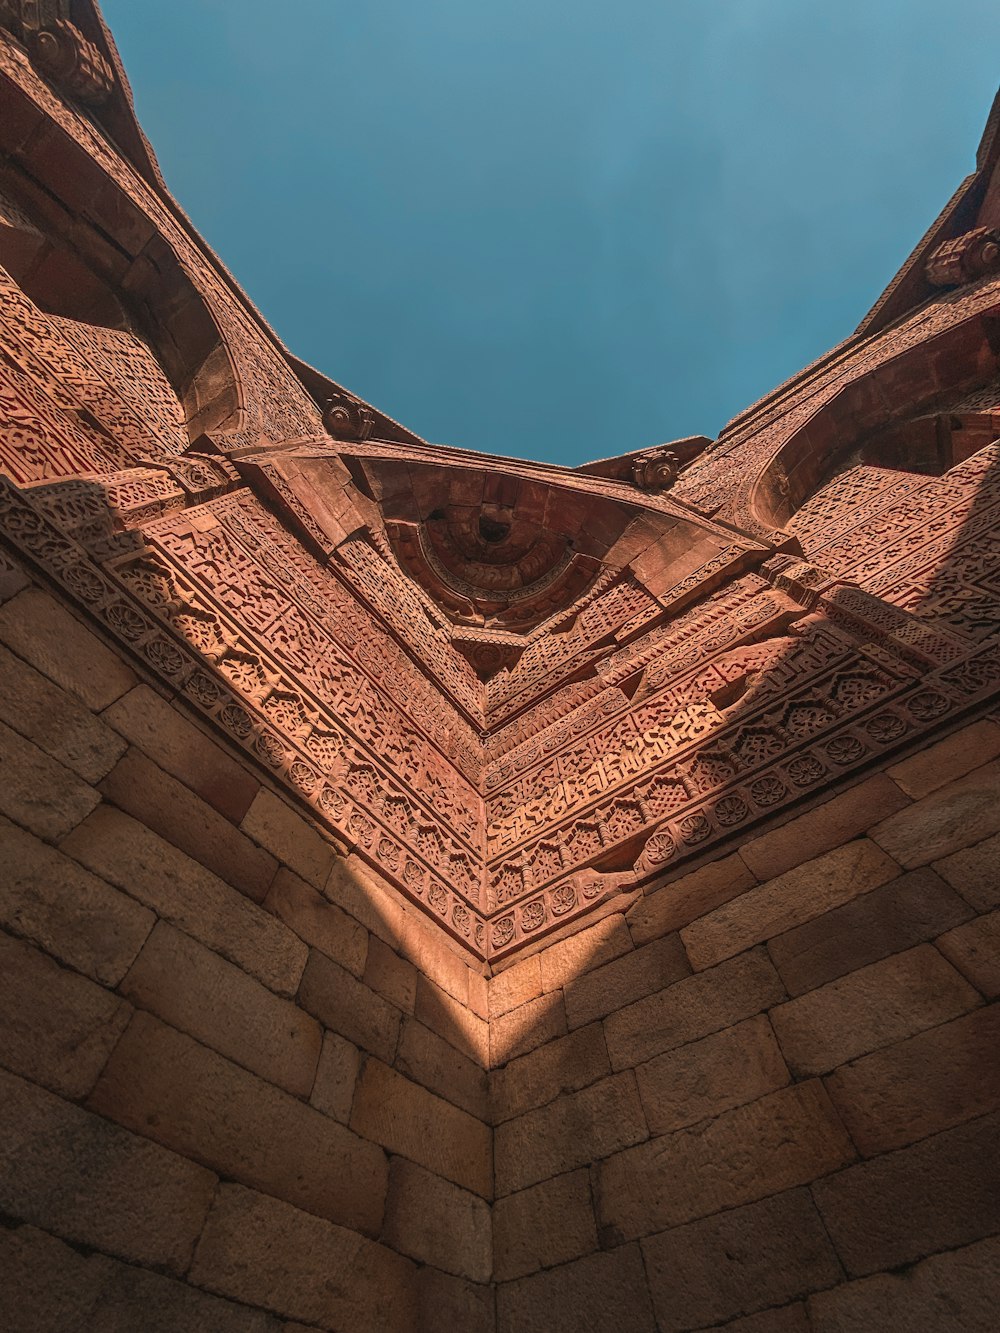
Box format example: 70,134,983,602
103,1,1000,465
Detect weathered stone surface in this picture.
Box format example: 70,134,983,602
491,1021,612,1123
564,932,690,1029
299,947,401,1063
495,1070,647,1195
416,973,489,1065
121,921,322,1097
640,1188,841,1331
0,1224,282,1333
595,1081,855,1241
887,718,1000,799
934,829,1000,909
826,1004,1000,1155
0,639,127,783
0,718,99,840
682,839,901,970
489,954,542,1018
101,747,278,902
240,787,334,888
190,1183,419,1332
63,806,307,996
350,1056,492,1198
626,854,757,946
102,686,260,823
365,934,417,1012
88,1011,388,1236
537,914,632,992
769,944,980,1075
808,1234,1000,1332
813,1111,1000,1276
635,1014,789,1135
936,909,1000,996
0,815,153,985
766,866,972,996
491,989,567,1064
496,1243,656,1333
383,1157,492,1282
0,929,132,1098
739,774,911,882
310,1029,361,1123
264,865,369,977
870,759,1000,868
0,586,135,711
0,1067,217,1273
493,1168,598,1281
604,947,785,1071
713,1304,810,1333
396,1015,490,1121
418,1267,495,1333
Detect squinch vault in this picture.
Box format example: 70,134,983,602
1,5,999,1330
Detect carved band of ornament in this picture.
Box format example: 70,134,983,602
0,478,488,957
927,228,1000,288
2,5,114,105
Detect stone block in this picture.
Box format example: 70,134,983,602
493,1168,598,1281
604,947,785,1071
0,1067,216,1274
102,685,259,822
496,1243,656,1333
888,718,1000,799
0,586,135,710
813,1111,1000,1277
264,866,368,977
738,774,910,882
396,1016,490,1121
635,1014,789,1136
0,1224,281,1333
936,910,1000,996
101,747,277,902
714,1305,810,1333
0,639,126,783
491,990,567,1065
537,913,632,992
640,1187,841,1331
0,718,99,840
489,955,543,1018
682,839,900,970
825,1004,1000,1155
240,787,334,888
299,948,401,1063
350,1057,492,1198
415,973,489,1065
311,1029,361,1123
121,920,322,1097
468,968,489,1020
766,866,972,996
626,853,757,945
0,814,153,985
490,1022,611,1124
62,806,306,997
395,906,474,1005
808,1234,1000,1332
418,1266,495,1333
88,1011,388,1236
190,1183,418,1333
494,1070,647,1195
383,1157,492,1282
364,934,417,1012
595,1081,855,1241
564,932,691,1029
934,829,1000,910
0,929,132,1098
770,944,981,1076
869,758,1000,868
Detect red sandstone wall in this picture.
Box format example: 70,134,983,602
487,721,1000,1330
0,557,494,1331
